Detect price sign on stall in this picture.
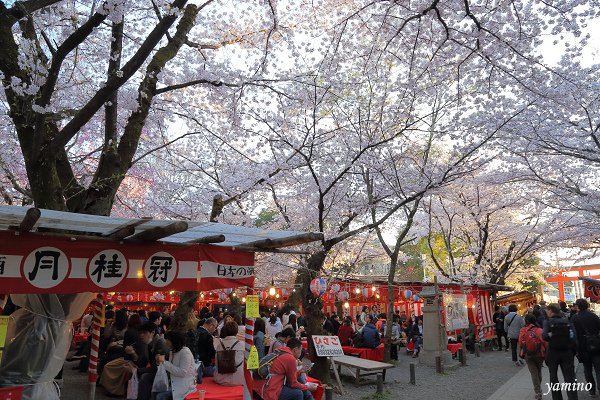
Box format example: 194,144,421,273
247,345,259,369
311,335,344,357
0,316,8,362
246,295,260,318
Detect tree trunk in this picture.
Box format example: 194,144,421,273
384,282,396,362
383,257,398,362
299,251,330,383
169,290,199,333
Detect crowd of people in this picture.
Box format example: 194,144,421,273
66,302,426,399
493,299,600,400
69,304,322,400
66,297,600,400
251,305,424,361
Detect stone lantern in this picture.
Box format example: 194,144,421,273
419,285,454,367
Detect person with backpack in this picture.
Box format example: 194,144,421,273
543,303,578,400
504,304,525,365
519,314,547,400
493,305,508,351
213,321,245,386
255,338,318,400
571,298,600,397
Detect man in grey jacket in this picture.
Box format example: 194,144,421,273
504,304,525,366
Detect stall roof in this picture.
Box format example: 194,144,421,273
289,277,512,291
0,205,323,252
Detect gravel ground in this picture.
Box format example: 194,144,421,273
333,349,523,400
57,348,592,400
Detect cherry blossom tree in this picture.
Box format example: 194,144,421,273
422,175,574,285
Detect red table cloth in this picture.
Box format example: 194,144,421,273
252,375,323,400
341,344,385,361
186,377,244,400
187,376,323,400
73,333,89,346
0,386,23,400
447,343,463,354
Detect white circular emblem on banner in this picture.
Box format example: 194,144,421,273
144,252,178,288
23,246,70,289
87,250,128,288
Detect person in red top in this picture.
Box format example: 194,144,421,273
519,313,548,400
259,338,317,400
337,317,355,346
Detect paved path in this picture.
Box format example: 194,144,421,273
487,360,595,400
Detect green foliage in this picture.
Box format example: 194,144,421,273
254,208,277,227
507,264,544,293
395,242,424,281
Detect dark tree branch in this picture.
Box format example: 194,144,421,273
31,6,109,160
50,0,189,154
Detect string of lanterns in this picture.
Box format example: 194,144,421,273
308,277,423,303
194,278,424,306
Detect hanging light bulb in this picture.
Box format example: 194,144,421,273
371,286,376,292
242,297,246,303
232,292,237,297
276,293,280,299
355,287,361,294
376,293,381,299
269,278,276,296
292,288,296,292
200,293,205,299
344,301,350,309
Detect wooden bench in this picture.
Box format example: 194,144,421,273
331,355,394,385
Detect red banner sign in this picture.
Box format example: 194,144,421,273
0,231,254,294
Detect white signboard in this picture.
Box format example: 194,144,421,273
443,293,469,331
311,335,344,357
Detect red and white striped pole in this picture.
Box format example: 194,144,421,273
87,293,104,400
243,288,255,400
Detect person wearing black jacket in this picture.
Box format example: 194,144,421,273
136,322,168,400
571,298,600,397
543,303,578,400
493,306,508,351
323,316,335,335
362,316,381,349
196,317,218,376
331,314,341,335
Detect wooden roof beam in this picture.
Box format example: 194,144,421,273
102,217,153,240
239,232,323,249
19,207,41,232
233,246,310,255
186,234,225,244
126,221,188,242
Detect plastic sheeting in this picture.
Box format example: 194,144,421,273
0,293,95,400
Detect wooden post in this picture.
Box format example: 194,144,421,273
435,356,442,374
19,207,41,232
409,363,416,385
324,385,334,400
376,374,384,393
460,283,467,366
434,276,444,364
329,357,344,395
